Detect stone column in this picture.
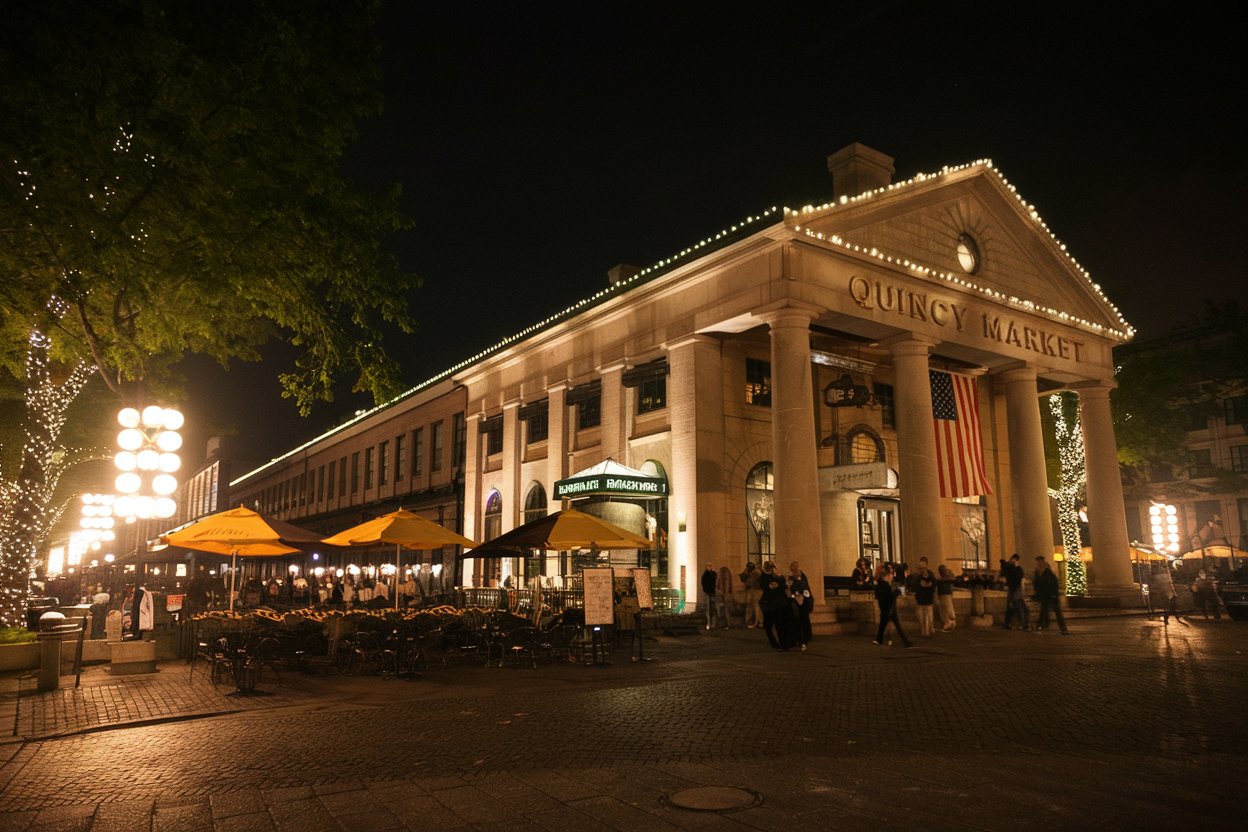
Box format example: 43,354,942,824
501,400,520,533
667,336,726,609
546,382,569,504
762,308,825,600
1077,383,1136,592
461,412,482,585
599,362,626,462
999,366,1054,562
888,337,945,562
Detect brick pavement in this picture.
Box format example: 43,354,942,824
0,616,1242,830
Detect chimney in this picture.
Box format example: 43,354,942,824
607,263,640,288
826,143,895,200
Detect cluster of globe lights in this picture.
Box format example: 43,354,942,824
114,406,183,520
78,493,118,547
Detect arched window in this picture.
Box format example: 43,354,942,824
524,483,547,524
483,490,502,542
745,462,774,564
845,425,886,465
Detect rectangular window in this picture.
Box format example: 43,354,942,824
873,383,896,429
1239,498,1248,550
316,465,325,503
338,456,347,497
1188,405,1209,431
1227,395,1248,426
364,446,375,489
638,376,666,414
395,435,406,481
327,460,337,501
1189,448,1215,477
1232,445,1248,472
412,428,424,476
452,413,466,467
298,473,307,506
746,358,771,406
484,415,503,456
350,452,360,494
578,394,601,429
431,421,444,472
378,440,389,485
526,409,548,444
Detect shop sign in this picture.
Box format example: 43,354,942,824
554,475,668,499
824,373,871,407
820,462,896,491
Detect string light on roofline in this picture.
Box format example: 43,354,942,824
786,160,1134,340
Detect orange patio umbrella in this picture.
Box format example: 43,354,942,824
321,509,478,609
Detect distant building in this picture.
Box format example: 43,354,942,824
222,144,1141,604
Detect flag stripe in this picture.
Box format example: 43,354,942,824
930,370,992,498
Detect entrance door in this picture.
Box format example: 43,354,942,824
858,498,900,571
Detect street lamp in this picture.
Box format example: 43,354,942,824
113,406,183,522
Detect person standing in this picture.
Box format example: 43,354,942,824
936,564,957,631
911,560,937,636
873,565,913,648
715,566,735,628
787,560,813,650
740,562,763,628
1000,554,1030,630
1191,570,1221,620
851,557,874,589
759,560,792,651
700,564,718,630
1033,556,1070,634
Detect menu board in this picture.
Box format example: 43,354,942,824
631,568,653,610
582,567,615,626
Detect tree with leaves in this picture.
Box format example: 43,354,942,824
0,0,417,626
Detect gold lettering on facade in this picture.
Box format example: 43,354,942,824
981,313,1084,363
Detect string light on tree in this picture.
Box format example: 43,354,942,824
1049,392,1087,595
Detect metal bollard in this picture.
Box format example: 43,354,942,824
37,611,66,692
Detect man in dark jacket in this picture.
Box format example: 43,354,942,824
1000,554,1030,630
873,565,913,648
1033,556,1069,634
700,565,718,630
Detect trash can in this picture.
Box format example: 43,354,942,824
26,596,57,631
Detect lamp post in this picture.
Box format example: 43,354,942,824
113,406,183,578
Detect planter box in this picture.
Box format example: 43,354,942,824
0,641,39,672
108,640,157,675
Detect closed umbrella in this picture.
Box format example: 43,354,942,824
321,509,478,609
163,507,321,611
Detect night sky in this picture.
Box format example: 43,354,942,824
183,2,1245,470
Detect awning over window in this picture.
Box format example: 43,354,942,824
553,458,668,500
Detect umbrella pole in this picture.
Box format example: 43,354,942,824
395,543,401,611
229,550,238,613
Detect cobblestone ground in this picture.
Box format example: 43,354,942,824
0,617,1242,831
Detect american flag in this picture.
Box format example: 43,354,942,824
929,370,992,498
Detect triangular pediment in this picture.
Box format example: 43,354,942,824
787,163,1132,340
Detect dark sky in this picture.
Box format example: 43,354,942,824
184,2,1246,470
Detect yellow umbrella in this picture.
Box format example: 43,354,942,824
478,508,653,551
164,507,320,611
321,509,478,609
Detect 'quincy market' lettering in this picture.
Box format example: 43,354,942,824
848,275,1085,363
980,315,1084,362
848,275,969,331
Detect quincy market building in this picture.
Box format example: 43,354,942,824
228,144,1139,604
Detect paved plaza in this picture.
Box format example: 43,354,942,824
0,614,1243,831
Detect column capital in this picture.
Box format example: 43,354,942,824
546,379,571,394
597,360,627,375
995,365,1039,385
663,333,720,352
1069,379,1117,397
502,399,521,411
756,301,822,329
882,334,937,358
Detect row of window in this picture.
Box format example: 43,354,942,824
256,415,466,514
1187,394,1248,430
1184,444,1248,477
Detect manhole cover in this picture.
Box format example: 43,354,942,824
665,786,762,812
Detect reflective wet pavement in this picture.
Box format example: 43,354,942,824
0,616,1242,830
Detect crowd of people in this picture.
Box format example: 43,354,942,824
701,559,814,652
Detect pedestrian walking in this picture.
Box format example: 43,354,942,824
911,559,937,636
936,564,956,630
1000,554,1030,630
701,565,718,629
788,560,813,650
759,560,793,651
740,562,763,628
1150,563,1183,626
873,565,913,648
716,565,735,628
1191,570,1222,620
1033,556,1069,634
